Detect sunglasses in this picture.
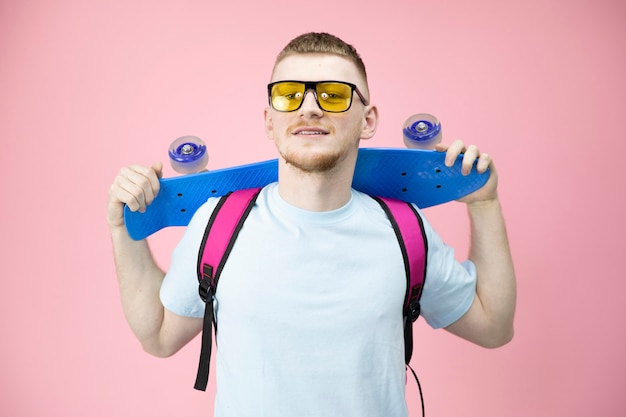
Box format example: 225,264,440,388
267,80,369,113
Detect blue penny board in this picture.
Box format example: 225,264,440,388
124,147,489,240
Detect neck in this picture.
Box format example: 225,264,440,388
276,154,357,212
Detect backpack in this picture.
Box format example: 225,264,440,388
193,187,428,392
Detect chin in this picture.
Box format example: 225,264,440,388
282,150,342,173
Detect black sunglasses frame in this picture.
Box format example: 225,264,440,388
267,80,370,113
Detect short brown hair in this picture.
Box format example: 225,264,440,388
274,32,368,83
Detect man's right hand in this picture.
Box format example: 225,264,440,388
107,162,163,230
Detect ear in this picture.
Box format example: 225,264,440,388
360,105,379,141
264,107,274,140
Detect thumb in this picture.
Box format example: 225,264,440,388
152,161,164,179
433,143,448,153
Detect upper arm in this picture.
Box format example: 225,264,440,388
154,201,219,356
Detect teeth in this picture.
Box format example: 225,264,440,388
297,131,324,135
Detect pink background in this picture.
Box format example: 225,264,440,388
1,0,625,416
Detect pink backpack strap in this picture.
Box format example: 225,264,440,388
197,187,262,296
372,196,427,364
192,189,426,391
194,187,262,391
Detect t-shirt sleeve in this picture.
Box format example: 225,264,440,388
417,211,477,329
159,198,220,318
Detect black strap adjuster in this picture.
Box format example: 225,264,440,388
408,299,421,322
407,284,422,322
198,264,214,302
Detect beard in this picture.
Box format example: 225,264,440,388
276,123,361,174
279,145,344,173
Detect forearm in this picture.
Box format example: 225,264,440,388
110,226,168,355
467,197,516,345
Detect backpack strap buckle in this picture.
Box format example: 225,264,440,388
407,285,422,322
198,264,215,303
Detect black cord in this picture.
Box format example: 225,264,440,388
407,364,425,417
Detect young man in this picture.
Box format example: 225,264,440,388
108,32,516,416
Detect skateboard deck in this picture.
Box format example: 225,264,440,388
124,147,489,240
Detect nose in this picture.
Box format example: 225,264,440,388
298,89,323,116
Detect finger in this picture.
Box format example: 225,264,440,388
461,144,480,175
112,172,150,213
445,140,466,167
126,164,161,205
475,152,492,173
113,165,159,212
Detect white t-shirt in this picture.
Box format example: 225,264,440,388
161,183,476,417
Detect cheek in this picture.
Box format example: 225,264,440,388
341,116,365,140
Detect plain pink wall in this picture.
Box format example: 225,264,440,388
1,0,624,416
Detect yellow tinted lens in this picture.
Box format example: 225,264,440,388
271,82,305,111
316,82,352,111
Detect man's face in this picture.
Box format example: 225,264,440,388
264,54,376,173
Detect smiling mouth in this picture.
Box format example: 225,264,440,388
295,130,327,135
291,126,330,136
